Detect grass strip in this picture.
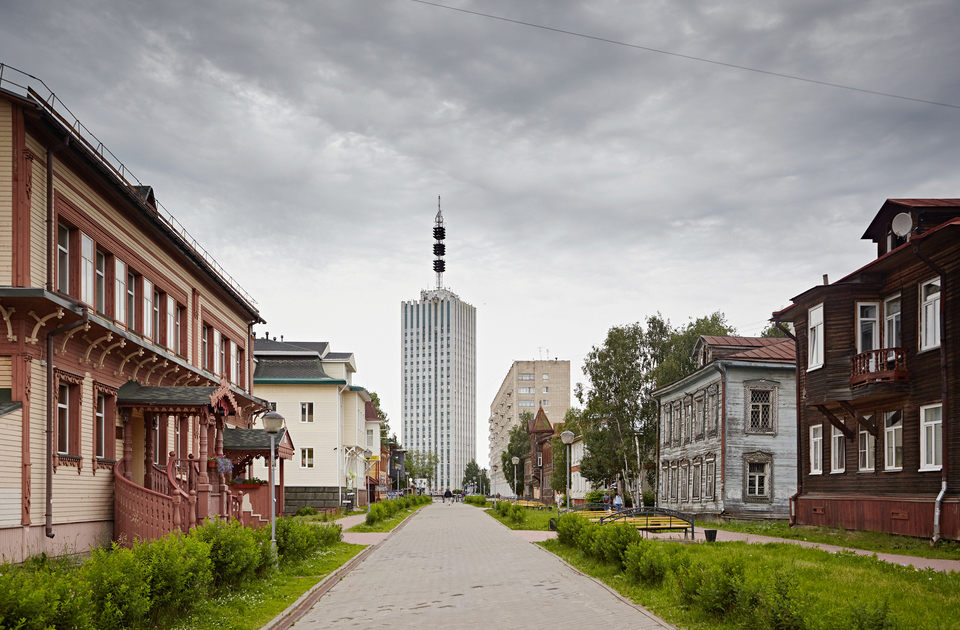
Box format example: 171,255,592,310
540,538,960,630
348,504,427,533
485,505,557,530
170,542,364,630
700,519,960,561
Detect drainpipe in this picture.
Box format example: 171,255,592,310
775,314,802,526
913,244,948,544
45,307,89,538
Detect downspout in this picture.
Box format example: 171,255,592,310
775,314,801,526
713,362,727,514
45,307,89,538
913,244,948,544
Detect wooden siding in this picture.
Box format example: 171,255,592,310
0,100,12,285
25,134,47,289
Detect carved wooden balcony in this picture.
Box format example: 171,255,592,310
850,348,909,387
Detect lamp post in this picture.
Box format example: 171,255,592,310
561,430,574,510
511,455,520,501
491,464,498,501
262,410,285,559
363,448,373,514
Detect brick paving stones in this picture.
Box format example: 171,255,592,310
291,503,674,629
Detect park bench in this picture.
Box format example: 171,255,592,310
600,507,694,539
514,499,552,510
561,503,623,522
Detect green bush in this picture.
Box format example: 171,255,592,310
134,531,212,620
465,495,487,506
584,489,606,503
295,506,319,517
676,553,746,618
847,598,899,630
556,513,586,546
82,544,151,630
595,523,641,569
625,541,672,586
575,520,601,555
509,503,527,525
191,517,261,588
0,565,93,630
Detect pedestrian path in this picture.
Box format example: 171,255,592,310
288,502,674,629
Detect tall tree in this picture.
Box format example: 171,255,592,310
550,408,585,494
461,459,480,489
405,450,439,487
760,322,789,338
500,415,530,496
368,391,392,442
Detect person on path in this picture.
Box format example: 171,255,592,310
444,488,453,504
602,492,610,510
612,489,623,511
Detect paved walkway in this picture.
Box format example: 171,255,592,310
290,503,674,629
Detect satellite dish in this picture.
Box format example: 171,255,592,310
891,212,913,237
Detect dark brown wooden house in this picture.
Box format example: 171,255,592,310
775,199,959,541
523,407,556,502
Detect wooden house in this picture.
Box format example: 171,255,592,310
652,336,797,519
775,199,959,541
0,66,284,561
522,407,556,501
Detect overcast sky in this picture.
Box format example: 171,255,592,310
3,0,959,468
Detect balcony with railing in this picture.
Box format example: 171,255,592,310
850,348,909,387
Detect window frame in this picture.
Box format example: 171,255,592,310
300,447,315,469
856,301,880,354
858,416,875,472
300,401,314,423
57,223,70,294
143,278,154,339
919,403,942,472
830,424,846,473
80,232,96,306
809,425,823,474
884,295,901,350
744,381,778,435
115,259,127,324
919,277,941,351
808,303,825,371
884,410,903,471
705,457,716,500
743,452,773,502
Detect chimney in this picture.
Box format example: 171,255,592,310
822,274,829,285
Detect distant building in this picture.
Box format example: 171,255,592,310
652,336,797,520
400,205,476,492
488,360,570,495
776,199,960,541
253,337,381,512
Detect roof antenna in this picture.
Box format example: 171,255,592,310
433,196,446,290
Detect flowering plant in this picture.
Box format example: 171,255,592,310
210,455,233,477
232,477,267,485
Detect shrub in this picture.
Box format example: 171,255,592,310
848,598,899,630
584,489,606,504
509,503,526,525
676,553,746,618
0,565,93,630
82,544,151,630
556,513,586,546
575,521,601,556
295,506,319,517
626,541,671,586
595,523,641,569
191,517,261,588
757,570,808,630
134,531,212,620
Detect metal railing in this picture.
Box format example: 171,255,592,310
0,63,258,309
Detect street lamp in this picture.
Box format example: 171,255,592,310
491,464,498,501
363,448,374,514
511,455,520,501
561,430,575,510
262,410,284,559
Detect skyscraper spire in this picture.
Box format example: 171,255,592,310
433,196,446,290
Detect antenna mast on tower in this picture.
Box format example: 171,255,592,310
433,197,446,290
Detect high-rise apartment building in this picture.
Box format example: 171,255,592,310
400,205,476,491
488,360,571,495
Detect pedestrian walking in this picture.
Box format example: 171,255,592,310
612,489,623,511
444,488,453,504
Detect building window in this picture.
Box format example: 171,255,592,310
808,303,824,370
670,463,678,501
744,452,773,502
300,448,314,469
126,271,136,330
695,397,704,437
152,288,161,343
857,302,879,354
143,279,153,339
858,417,875,472
884,410,902,471
166,295,176,350
57,224,70,293
920,404,942,471
95,394,105,459
540,399,549,407
213,329,222,374
705,458,715,499
920,278,941,351
518,387,534,394
810,425,822,474
57,384,70,455
95,250,106,314
518,373,534,381
683,402,691,443
202,325,211,370
745,383,777,434
542,387,549,393
663,406,671,444
884,296,901,349
709,389,719,433
679,462,688,501
692,459,701,499
115,259,126,323
367,429,375,449
81,233,95,305
175,307,183,356
301,402,314,423
542,373,549,380
831,425,846,473
518,400,535,407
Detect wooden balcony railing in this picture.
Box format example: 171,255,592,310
850,348,909,387
114,459,187,545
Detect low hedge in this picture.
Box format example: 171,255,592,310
0,516,342,630
464,495,487,506
364,494,431,526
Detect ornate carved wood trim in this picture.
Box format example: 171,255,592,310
26,308,64,344
57,320,90,355
97,338,126,368
0,301,17,342
115,347,144,377
82,332,113,364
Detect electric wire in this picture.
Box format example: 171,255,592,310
407,0,960,110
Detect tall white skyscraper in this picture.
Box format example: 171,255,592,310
401,204,476,491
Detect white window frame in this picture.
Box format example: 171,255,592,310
57,384,69,455
884,410,903,471
705,458,715,499
746,461,769,498
57,224,70,293
300,401,314,423
810,425,823,474
919,403,942,472
115,259,126,324
830,424,845,473
166,295,176,350
300,447,314,469
856,301,880,354
95,394,105,459
126,271,136,330
81,232,95,306
884,295,901,350
808,303,824,370
143,279,153,339
858,417,875,472
95,250,106,314
542,373,549,380
919,278,941,351
212,329,222,375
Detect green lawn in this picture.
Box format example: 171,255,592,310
700,519,960,561
170,542,365,630
541,538,960,630
348,504,427,533
485,505,558,530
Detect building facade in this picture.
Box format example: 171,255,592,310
653,336,797,520
253,337,381,512
776,199,960,541
488,359,570,495
0,67,275,561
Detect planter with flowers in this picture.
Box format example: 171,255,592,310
231,477,267,489
208,455,233,477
